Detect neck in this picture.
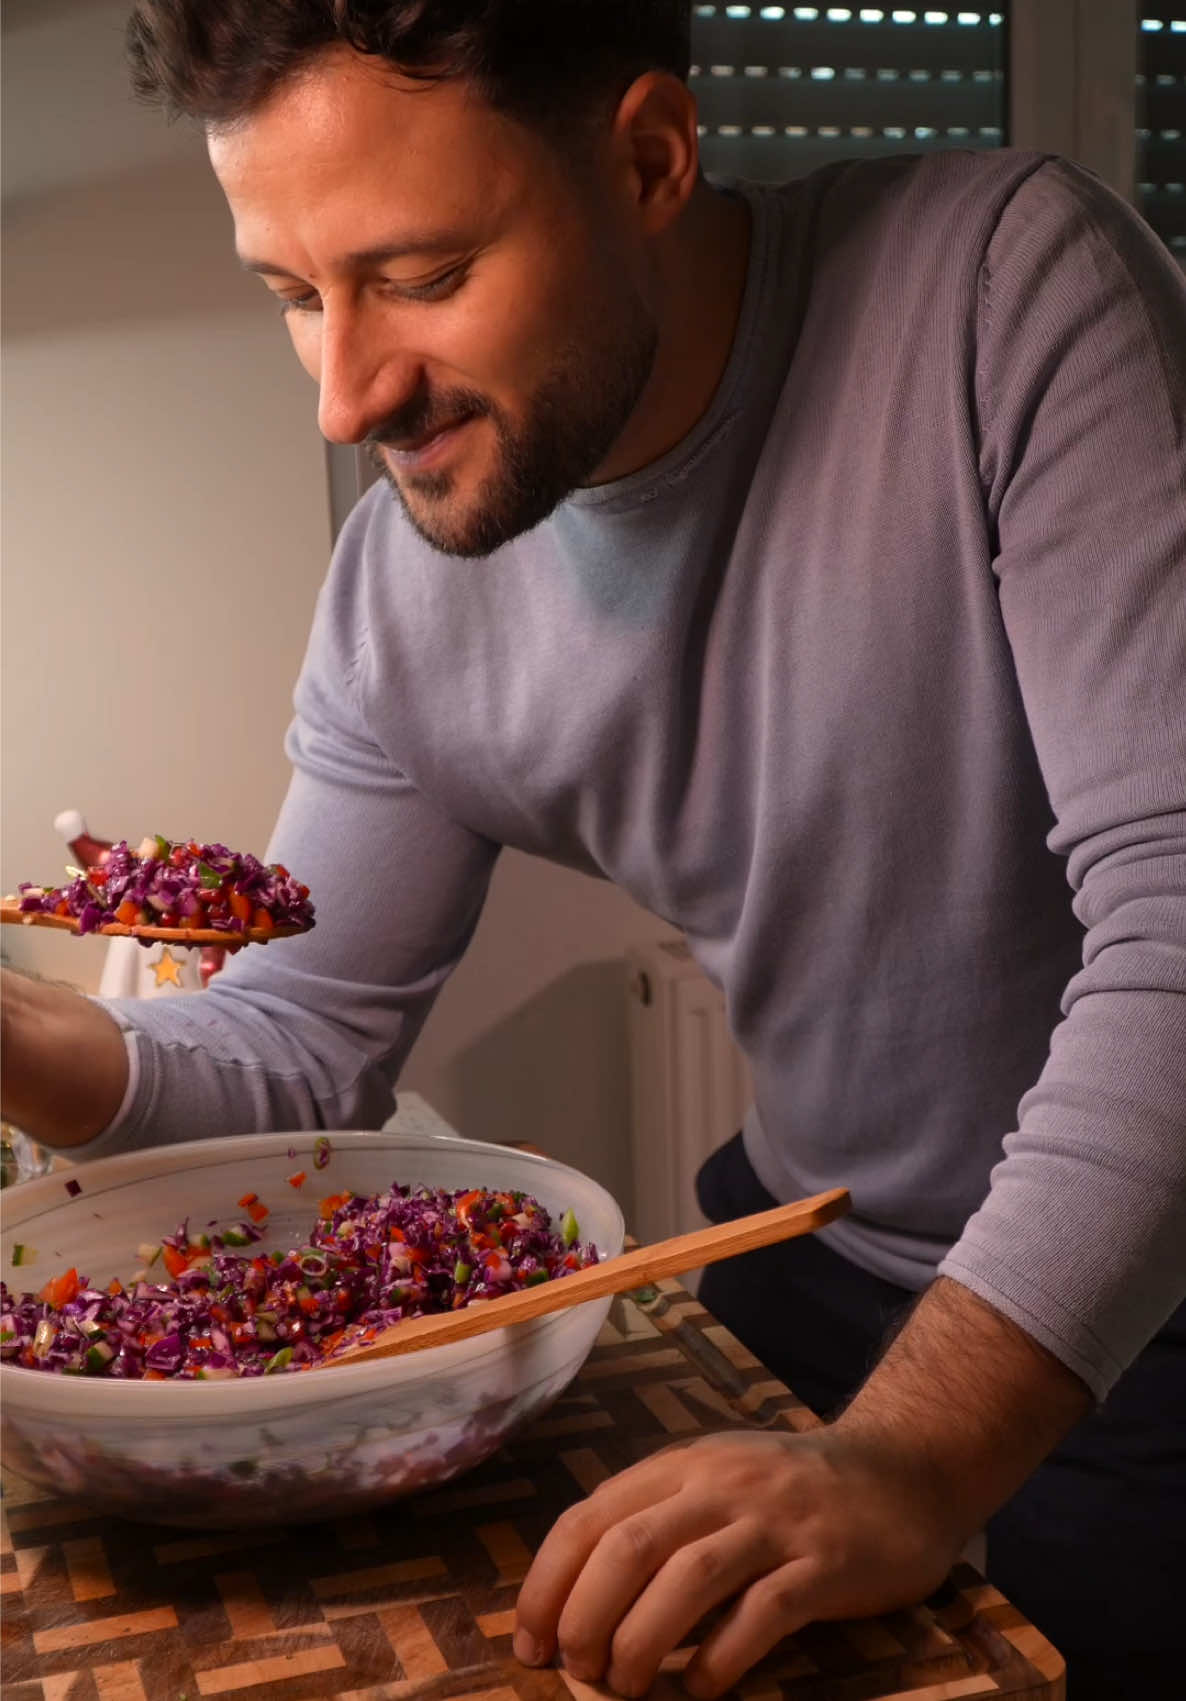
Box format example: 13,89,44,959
588,179,752,484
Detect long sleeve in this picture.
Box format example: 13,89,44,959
939,161,1186,1398
75,493,500,1160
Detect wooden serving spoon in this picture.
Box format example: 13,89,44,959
323,1186,850,1369
0,903,307,948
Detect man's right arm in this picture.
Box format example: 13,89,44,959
2,491,500,1160
1,971,129,1145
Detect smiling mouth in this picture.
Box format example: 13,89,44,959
380,416,475,467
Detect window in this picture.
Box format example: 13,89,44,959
1137,16,1186,256
691,5,1007,181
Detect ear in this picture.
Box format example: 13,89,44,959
609,71,700,236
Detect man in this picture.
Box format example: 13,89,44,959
4,2,1184,1695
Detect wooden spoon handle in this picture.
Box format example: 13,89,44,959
0,903,304,947
325,1186,851,1368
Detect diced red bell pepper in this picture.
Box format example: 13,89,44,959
161,1244,190,1279
455,1189,482,1229
40,1267,80,1308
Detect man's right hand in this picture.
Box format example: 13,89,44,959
0,969,129,1146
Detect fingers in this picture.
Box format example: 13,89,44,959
553,1496,728,1686
514,1453,689,1667
601,1521,775,1698
682,1559,820,1700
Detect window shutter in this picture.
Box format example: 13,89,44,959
690,5,1007,183
1137,16,1186,257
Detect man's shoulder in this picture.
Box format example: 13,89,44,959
790,146,1058,254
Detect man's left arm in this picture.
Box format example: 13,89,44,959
515,163,1186,1693
937,158,1186,1398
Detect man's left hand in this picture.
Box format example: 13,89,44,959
512,1277,1091,1698
512,1424,962,1699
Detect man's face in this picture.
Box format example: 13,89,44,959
209,49,659,557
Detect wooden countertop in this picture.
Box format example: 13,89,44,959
1,1271,1064,1701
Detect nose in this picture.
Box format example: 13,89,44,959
315,304,421,446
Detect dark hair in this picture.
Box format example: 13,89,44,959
126,0,692,140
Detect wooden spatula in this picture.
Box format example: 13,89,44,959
323,1186,850,1369
0,903,306,947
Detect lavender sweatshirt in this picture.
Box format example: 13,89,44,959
89,151,1186,1400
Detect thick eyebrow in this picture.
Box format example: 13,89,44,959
239,235,472,278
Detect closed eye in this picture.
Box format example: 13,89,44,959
276,289,321,317
389,261,471,303
270,260,471,317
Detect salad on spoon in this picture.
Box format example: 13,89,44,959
1,835,315,948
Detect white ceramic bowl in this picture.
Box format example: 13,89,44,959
0,1130,624,1528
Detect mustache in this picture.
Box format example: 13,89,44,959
363,386,492,450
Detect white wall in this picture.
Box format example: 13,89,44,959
2,1,332,986
1,1,670,1216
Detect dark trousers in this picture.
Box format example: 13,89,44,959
696,1134,1186,1701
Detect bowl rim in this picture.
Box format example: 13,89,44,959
1,1129,625,1413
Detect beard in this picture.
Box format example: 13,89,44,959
364,288,659,558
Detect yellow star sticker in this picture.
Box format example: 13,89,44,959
152,948,184,989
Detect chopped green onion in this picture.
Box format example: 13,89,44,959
11,1245,26,1267
0,1328,15,1344
561,1208,579,1248
221,1227,252,1247
454,1260,472,1285
154,833,171,859
197,861,222,889
526,1269,550,1286
263,1347,293,1374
